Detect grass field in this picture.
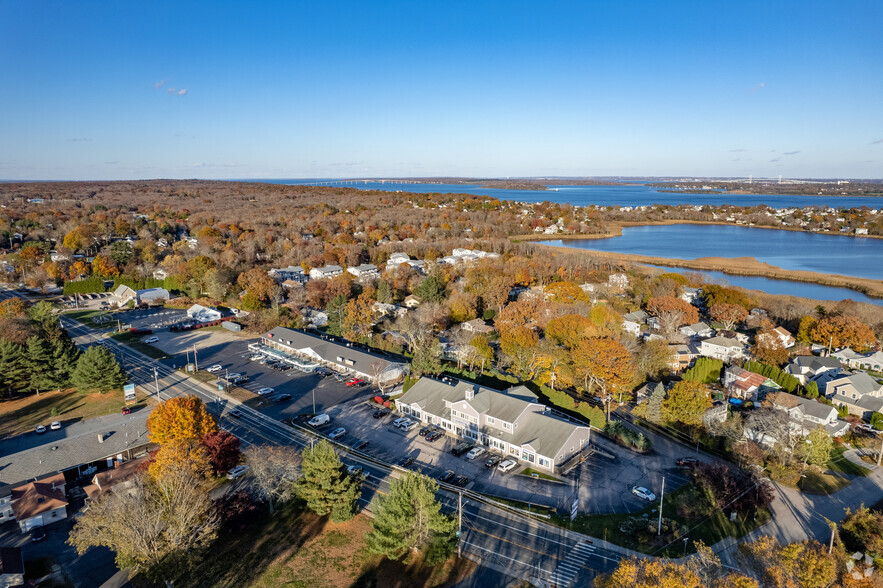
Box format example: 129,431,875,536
828,445,871,477
111,331,171,359
0,387,148,438
167,501,475,588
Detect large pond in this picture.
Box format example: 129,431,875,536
540,224,883,281
249,180,883,210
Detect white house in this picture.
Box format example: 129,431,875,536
461,318,495,335
187,304,222,322
269,266,308,284
757,327,796,349
785,355,842,385
680,287,700,304
622,320,641,336
769,394,849,437
308,265,344,280
397,377,591,473
679,322,713,338
831,348,883,372
111,285,170,307
699,336,746,362
346,263,380,280
608,273,629,289
152,268,169,280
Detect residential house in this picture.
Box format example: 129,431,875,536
269,265,308,284
152,268,169,280
155,238,169,248
703,402,728,426
757,327,795,349
668,344,696,372
680,287,700,304
679,322,713,338
769,394,849,437
346,263,380,280
187,304,222,323
825,372,883,418
397,377,591,473
622,310,648,335
461,319,495,335
608,273,629,289
308,265,344,280
262,327,406,384
83,457,149,500
10,473,68,532
784,355,842,385
282,279,303,290
722,366,780,401
111,285,169,307
699,336,746,362
635,381,663,404
301,308,328,327
0,548,24,588
403,295,422,308
831,348,883,372
622,320,641,336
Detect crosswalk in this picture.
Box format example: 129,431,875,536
550,541,595,587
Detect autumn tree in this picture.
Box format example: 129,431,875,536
752,326,789,366
244,444,301,514
796,315,817,343
341,292,374,342
661,380,711,427
499,325,541,379
799,426,833,468
296,440,361,523
148,439,213,480
544,281,589,304
70,345,126,393
545,314,595,349
740,537,836,588
447,291,478,323
709,303,748,330
147,395,218,444
572,336,635,404
466,335,494,372
201,430,241,474
646,296,699,336
810,314,876,352
91,254,118,278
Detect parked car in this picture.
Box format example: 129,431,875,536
274,393,292,403
419,425,435,436
631,486,656,502
397,456,415,468
121,406,132,415
315,368,333,377
226,372,243,380
226,464,250,480
30,527,47,542
426,430,445,442
676,457,698,467
50,421,62,431
497,459,517,473
373,408,390,419
485,455,502,468
257,387,275,396
465,447,486,460
308,414,330,427
346,465,363,476
346,378,365,387
353,439,370,450
249,354,264,361
402,421,418,432
451,441,474,456
438,470,455,483
143,336,159,344
453,475,469,487
206,364,223,373
229,409,242,418
393,417,411,428
328,427,346,440
34,424,46,434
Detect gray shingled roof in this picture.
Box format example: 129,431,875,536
267,327,404,375
794,397,837,421
492,411,586,458
837,372,883,396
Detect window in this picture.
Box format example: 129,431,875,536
523,451,535,463
487,417,495,425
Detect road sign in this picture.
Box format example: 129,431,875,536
123,383,136,402
571,498,579,521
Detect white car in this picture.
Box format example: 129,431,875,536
50,421,61,431
392,417,410,428
328,427,346,440
206,364,222,373
34,424,46,434
401,421,418,432
497,459,517,473
632,486,657,502
257,387,274,396
346,465,364,476
465,447,486,460
226,464,250,480
143,336,159,344
308,414,330,427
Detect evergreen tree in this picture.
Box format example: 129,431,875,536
26,335,58,391
325,294,348,336
376,279,393,304
51,339,79,387
71,346,126,392
0,340,29,397
295,440,361,522
365,472,457,562
27,301,56,331
646,383,666,424
414,275,446,303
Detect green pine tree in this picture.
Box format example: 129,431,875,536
365,472,457,562
0,340,29,397
27,301,56,330
26,335,58,391
414,275,446,303
376,279,393,304
71,346,126,393
325,294,348,336
51,339,79,387
295,440,361,522
646,383,666,424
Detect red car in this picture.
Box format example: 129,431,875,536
121,406,132,415
345,378,365,387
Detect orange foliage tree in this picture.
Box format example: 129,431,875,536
545,314,596,349
544,281,589,304
709,303,748,330
148,438,213,480
147,395,218,445
810,315,876,352
646,296,699,335
572,337,634,403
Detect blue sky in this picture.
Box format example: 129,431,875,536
1,1,881,180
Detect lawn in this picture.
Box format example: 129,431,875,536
111,331,171,359
797,471,851,495
64,308,116,328
0,388,149,438
518,468,563,483
166,501,476,588
827,445,871,477
563,483,770,557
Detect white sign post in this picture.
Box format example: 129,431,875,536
124,383,136,403
570,498,579,522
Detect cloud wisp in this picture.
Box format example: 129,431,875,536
749,82,766,93
783,151,801,155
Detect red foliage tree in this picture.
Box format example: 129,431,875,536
201,430,241,474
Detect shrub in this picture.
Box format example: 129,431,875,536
683,357,724,384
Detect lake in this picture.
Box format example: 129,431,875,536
250,180,883,210
540,224,883,281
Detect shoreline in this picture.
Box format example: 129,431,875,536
512,219,883,242
529,243,883,300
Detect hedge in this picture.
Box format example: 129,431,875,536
683,357,724,384
63,276,107,295
743,360,800,394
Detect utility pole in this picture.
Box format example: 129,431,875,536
657,477,666,535
312,388,316,415
877,437,883,467
154,367,160,397
193,344,198,372
458,491,463,558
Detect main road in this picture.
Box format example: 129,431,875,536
60,316,624,587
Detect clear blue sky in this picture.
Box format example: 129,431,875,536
1,1,881,180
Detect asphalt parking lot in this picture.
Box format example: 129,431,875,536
115,307,187,330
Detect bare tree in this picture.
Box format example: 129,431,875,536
244,444,302,515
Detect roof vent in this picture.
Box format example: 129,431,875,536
466,385,478,400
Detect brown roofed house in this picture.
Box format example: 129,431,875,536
10,472,68,533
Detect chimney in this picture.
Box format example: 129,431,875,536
98,433,104,444
466,385,477,401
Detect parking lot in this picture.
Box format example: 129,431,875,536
114,307,188,331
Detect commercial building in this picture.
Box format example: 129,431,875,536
397,377,591,473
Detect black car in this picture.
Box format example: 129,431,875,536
451,441,474,456
437,470,455,483
397,456,415,468
354,439,370,450
427,430,445,442
419,425,435,437
373,409,390,419
676,457,699,467
30,527,47,542
485,454,503,468
453,475,469,487
274,394,292,403
229,409,242,418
